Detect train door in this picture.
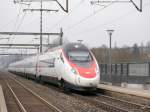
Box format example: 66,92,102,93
35,55,40,78
54,52,61,79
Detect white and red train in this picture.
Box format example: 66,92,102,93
8,43,100,91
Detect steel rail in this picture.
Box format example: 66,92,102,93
93,98,129,112
7,83,27,112
12,74,142,112
94,98,138,112
71,93,129,112
99,94,150,111
11,77,62,112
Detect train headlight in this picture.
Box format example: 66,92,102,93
95,68,100,74
71,68,78,74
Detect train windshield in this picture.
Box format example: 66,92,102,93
68,51,92,62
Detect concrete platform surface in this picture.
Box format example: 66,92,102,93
0,85,7,112
98,84,150,99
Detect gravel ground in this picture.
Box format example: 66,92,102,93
3,70,149,112
0,75,20,112
5,71,107,112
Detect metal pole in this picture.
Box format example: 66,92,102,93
48,35,49,45
107,30,114,83
40,0,43,53
37,46,39,54
149,63,150,76
60,28,63,45
140,0,142,12
109,33,112,82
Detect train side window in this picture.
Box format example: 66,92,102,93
49,58,55,67
60,53,64,63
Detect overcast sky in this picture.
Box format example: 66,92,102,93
0,0,150,48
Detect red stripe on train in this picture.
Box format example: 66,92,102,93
69,61,96,78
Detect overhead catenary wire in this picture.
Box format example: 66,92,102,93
0,4,23,46
0,16,19,31
0,2,23,31
11,0,73,32
68,10,137,37
1,1,148,43
68,2,150,38
15,12,27,32
47,0,86,31
15,3,31,32
7,3,31,46
13,4,23,32
10,1,39,30
63,1,115,32
11,0,61,32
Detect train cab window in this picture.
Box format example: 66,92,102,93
68,51,92,62
60,53,64,63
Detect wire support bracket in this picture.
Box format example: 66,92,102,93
0,32,62,36
14,0,68,13
90,0,142,12
23,9,59,12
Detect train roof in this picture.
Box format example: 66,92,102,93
63,43,89,51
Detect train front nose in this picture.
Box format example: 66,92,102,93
75,69,100,87
75,75,99,87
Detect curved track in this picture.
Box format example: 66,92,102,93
95,94,149,111
6,78,62,112
69,92,150,112
14,74,150,112
1,71,150,112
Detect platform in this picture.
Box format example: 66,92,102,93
0,85,7,112
98,84,150,99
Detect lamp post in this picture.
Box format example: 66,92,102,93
107,29,114,83
77,40,83,44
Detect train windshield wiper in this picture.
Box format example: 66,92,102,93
72,59,89,63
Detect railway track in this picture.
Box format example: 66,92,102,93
0,76,21,112
13,74,150,112
69,92,150,112
69,87,150,112
6,78,62,112
95,94,150,112
16,77,149,112
2,71,150,112
9,73,107,112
